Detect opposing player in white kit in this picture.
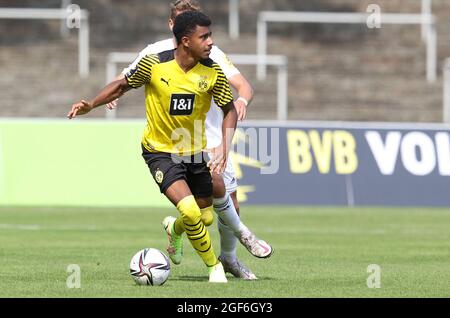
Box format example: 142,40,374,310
107,0,273,280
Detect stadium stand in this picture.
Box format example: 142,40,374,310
1,0,450,122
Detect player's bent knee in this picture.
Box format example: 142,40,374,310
177,195,202,226
181,206,202,226
200,206,214,226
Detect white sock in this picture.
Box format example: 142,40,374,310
213,193,248,235
217,217,237,261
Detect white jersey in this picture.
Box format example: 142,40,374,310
122,38,240,149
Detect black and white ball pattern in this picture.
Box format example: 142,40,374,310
130,248,171,286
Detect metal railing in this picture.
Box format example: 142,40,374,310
228,54,288,120
0,7,89,78
228,0,433,41
256,11,437,83
444,58,450,123
229,0,239,40
105,52,288,120
60,0,72,38
421,0,432,41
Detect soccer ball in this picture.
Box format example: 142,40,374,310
129,248,171,286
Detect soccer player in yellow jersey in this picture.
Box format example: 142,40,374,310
107,0,273,281
67,11,236,283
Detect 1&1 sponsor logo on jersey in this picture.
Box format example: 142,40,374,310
170,94,195,116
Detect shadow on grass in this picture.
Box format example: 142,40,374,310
171,275,276,282
171,275,207,282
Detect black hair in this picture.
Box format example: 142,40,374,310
173,11,211,45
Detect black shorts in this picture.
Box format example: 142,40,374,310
141,145,213,198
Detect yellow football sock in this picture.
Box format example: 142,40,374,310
174,205,214,233
174,217,185,235
176,195,217,267
200,206,214,226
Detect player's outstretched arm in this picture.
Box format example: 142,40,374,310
229,74,254,121
105,74,127,110
67,78,131,119
106,43,157,110
208,102,237,174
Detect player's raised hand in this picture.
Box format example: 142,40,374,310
106,99,118,110
67,100,93,119
234,98,247,121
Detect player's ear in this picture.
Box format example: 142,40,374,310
181,35,190,48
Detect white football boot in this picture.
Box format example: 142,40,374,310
219,256,257,280
239,231,274,259
208,261,228,283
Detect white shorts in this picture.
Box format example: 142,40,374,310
223,158,238,194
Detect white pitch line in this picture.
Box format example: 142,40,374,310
0,224,41,230
0,130,4,201
0,224,98,231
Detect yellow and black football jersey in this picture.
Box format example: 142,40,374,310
126,49,234,155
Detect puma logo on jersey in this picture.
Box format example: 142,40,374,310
161,78,171,86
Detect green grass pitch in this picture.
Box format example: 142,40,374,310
0,205,449,298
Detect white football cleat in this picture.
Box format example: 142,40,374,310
208,261,228,283
239,231,274,259
219,256,258,280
